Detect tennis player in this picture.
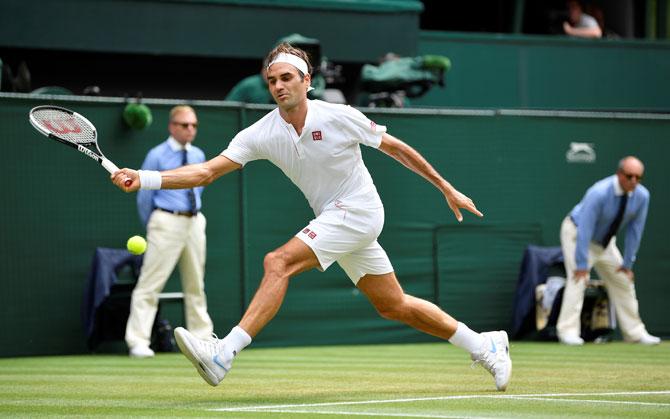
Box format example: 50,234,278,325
112,43,512,391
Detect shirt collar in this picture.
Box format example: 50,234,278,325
277,100,312,143
612,175,631,197
167,136,192,151
304,99,313,129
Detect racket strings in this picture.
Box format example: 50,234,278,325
33,109,96,144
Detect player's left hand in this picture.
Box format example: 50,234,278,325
111,169,140,192
445,189,483,222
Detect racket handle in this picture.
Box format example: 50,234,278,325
101,158,120,174
102,158,133,188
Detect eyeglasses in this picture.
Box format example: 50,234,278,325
621,171,643,181
171,121,198,129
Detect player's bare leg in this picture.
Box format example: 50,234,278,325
358,272,458,339
358,272,512,391
239,237,320,337
174,237,319,386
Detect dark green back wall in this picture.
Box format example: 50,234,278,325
0,0,421,62
1,96,669,357
416,32,670,111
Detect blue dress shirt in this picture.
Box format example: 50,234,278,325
137,137,206,226
570,175,649,270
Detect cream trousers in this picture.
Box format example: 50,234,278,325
125,210,213,349
557,216,648,341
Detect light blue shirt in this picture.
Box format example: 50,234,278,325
137,137,206,226
570,175,649,270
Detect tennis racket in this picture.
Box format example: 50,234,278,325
29,105,132,186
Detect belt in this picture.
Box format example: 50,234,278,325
155,207,199,217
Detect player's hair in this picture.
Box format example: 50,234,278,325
169,105,196,121
265,43,313,79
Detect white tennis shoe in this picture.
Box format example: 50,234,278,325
471,330,512,391
174,327,232,386
559,334,585,346
632,332,661,346
129,344,155,358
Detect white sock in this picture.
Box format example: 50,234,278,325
448,322,485,354
222,325,252,358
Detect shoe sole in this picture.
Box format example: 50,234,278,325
174,328,221,386
129,353,154,359
498,330,512,391
559,337,585,346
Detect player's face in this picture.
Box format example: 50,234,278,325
267,63,311,110
169,110,198,145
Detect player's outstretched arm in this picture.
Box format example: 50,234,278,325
111,155,242,192
378,133,483,222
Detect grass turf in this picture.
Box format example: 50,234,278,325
0,341,668,418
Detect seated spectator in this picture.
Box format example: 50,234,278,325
563,0,602,38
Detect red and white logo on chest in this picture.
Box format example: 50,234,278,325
311,130,322,141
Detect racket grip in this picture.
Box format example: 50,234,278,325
102,158,133,188
101,158,120,174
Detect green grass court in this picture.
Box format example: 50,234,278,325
1,341,668,418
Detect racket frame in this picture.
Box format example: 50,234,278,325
29,105,121,174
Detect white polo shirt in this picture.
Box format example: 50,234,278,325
221,100,387,215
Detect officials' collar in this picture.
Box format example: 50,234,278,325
168,136,192,151
612,175,631,197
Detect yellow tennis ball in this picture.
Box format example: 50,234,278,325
126,235,147,255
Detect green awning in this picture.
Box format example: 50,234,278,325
0,0,423,62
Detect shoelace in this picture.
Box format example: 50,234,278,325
199,333,225,356
470,348,497,373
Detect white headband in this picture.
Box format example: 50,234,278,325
268,52,314,92
268,52,309,75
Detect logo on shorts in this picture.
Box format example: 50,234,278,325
302,227,317,239
370,121,377,131
311,130,322,141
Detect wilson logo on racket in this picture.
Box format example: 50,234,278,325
41,119,82,135
77,145,98,160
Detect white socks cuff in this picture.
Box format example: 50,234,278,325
224,326,252,356
448,322,485,354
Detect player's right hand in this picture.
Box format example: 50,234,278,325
111,168,140,192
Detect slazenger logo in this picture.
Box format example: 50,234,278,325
78,145,98,160
566,142,596,163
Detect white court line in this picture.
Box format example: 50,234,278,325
210,390,670,412
504,396,670,407
248,410,497,419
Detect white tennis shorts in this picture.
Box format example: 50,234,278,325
295,200,393,284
